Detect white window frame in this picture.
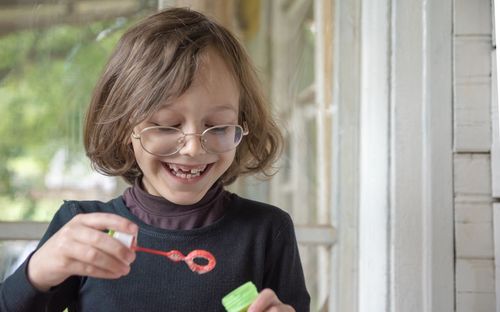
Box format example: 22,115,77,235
0,222,48,241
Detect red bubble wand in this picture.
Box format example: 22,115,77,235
109,230,216,274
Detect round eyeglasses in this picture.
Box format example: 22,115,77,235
131,124,249,157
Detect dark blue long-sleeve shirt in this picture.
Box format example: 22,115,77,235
0,193,310,311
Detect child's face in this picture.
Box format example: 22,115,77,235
131,49,240,205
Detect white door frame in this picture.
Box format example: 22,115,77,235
356,0,455,311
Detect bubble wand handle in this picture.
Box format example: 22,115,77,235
132,246,184,261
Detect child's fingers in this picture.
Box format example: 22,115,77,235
70,213,138,235
26,214,136,291
64,259,125,280
60,239,131,278
248,289,295,312
67,224,136,265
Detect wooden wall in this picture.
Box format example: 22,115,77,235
454,0,497,311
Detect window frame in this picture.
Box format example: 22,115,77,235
0,222,47,240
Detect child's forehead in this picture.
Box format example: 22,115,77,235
151,49,240,115
198,48,238,79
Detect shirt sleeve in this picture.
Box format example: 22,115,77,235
263,213,311,311
0,253,53,312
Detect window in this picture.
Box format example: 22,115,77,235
1,0,339,311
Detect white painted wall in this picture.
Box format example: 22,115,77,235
361,0,499,310
454,0,496,311
358,0,499,311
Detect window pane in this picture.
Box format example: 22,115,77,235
0,240,38,281
0,1,155,221
299,244,332,311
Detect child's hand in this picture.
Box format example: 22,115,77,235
248,289,295,312
27,213,138,292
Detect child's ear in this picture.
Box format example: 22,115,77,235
126,135,136,152
126,125,135,145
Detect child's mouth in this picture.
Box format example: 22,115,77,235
163,163,211,180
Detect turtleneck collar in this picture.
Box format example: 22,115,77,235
122,178,228,230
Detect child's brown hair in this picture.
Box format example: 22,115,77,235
84,7,283,185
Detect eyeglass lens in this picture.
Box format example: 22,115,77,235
140,125,244,156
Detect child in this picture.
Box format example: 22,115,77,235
0,7,310,312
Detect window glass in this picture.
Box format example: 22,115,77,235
0,1,155,221
0,240,38,281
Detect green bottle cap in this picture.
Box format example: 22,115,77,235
222,281,259,312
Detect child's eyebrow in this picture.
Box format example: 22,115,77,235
154,104,238,118
158,103,237,111
210,104,238,113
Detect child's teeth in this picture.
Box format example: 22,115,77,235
168,164,179,171
167,163,207,179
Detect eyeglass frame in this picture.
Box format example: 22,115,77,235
131,122,249,157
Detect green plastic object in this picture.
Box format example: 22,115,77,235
222,281,259,312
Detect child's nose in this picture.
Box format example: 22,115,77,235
178,134,205,157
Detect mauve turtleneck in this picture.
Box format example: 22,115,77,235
122,179,229,230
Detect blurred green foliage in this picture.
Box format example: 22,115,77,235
0,17,138,221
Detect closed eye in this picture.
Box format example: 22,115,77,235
157,127,179,133
155,123,181,128
214,126,229,131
